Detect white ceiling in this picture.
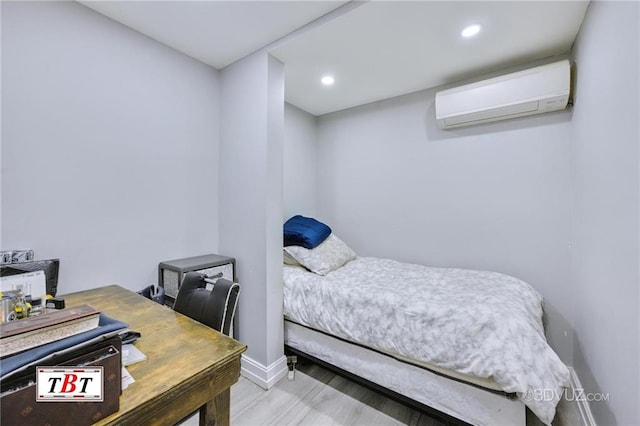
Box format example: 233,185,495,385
80,1,348,69
80,1,590,116
273,1,590,115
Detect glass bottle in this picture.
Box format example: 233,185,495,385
14,290,29,319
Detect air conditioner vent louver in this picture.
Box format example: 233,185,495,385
435,60,571,129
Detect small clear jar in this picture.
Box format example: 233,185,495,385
30,298,44,316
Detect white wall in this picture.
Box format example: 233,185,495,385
1,2,220,293
219,52,285,382
283,103,318,220
570,1,640,424
316,77,575,361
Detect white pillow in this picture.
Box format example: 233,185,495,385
284,234,356,275
283,250,301,266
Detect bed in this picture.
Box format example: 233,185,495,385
281,219,570,426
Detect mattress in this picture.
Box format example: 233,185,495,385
378,339,503,391
283,257,570,425
286,317,502,391
284,319,526,426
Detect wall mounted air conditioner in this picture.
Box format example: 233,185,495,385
435,59,572,129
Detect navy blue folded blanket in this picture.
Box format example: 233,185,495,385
284,215,332,249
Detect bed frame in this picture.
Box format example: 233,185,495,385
284,320,526,426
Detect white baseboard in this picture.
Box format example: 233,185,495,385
567,367,597,426
240,354,288,390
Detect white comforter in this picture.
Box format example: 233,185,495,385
283,257,570,425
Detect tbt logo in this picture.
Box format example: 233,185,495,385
37,367,103,402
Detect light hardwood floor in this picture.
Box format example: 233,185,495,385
180,361,446,426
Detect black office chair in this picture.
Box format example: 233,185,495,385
173,272,240,337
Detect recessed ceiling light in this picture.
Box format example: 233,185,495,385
321,75,335,86
461,24,481,38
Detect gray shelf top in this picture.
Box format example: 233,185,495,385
159,254,235,271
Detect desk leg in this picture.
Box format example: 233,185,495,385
199,389,230,426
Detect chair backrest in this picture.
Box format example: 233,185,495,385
173,272,240,337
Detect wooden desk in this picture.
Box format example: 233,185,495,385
64,285,247,426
